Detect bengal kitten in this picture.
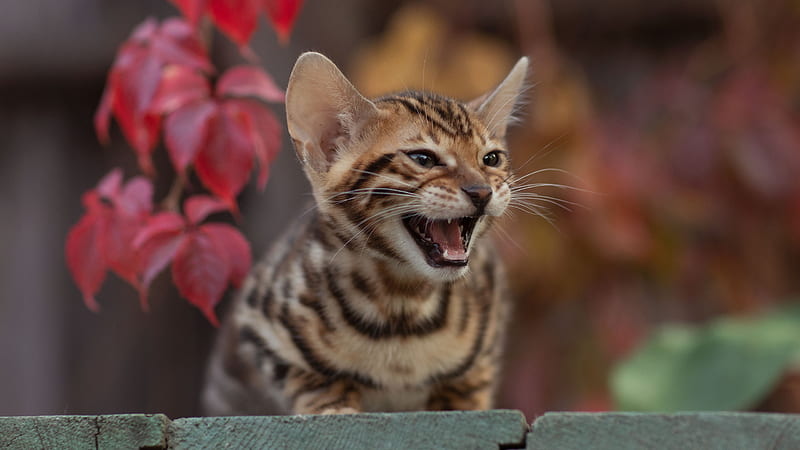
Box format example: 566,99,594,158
203,52,529,415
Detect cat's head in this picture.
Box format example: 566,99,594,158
286,52,528,281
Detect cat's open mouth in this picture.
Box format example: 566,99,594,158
402,215,479,267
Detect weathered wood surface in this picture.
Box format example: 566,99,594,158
0,414,168,449
169,410,528,450
3,410,800,449
527,412,800,450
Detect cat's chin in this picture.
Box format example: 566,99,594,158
428,264,471,281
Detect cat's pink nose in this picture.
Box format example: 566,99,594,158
461,185,492,213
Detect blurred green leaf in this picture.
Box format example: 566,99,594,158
611,304,800,411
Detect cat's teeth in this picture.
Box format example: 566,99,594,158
414,222,432,242
447,219,452,224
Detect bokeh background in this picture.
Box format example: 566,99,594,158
3,0,800,418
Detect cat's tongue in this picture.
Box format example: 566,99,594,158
428,220,466,261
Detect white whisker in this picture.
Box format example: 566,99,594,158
492,222,526,254
506,203,561,232
326,188,419,205
349,168,416,188
511,193,586,211
328,204,418,264
510,134,567,173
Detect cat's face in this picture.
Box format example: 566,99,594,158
318,96,511,280
286,53,527,281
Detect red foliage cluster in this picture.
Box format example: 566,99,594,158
94,18,211,174
66,170,153,313
155,64,283,210
170,0,304,47
66,171,251,325
134,195,252,325
67,0,302,324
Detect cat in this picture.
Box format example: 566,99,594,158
202,52,528,415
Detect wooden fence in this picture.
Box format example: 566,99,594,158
2,410,799,449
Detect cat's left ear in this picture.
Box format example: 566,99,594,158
286,52,380,175
468,57,529,139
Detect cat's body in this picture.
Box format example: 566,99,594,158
203,52,528,415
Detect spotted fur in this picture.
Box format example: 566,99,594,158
203,52,528,415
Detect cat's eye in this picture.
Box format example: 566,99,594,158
483,150,503,167
406,150,439,169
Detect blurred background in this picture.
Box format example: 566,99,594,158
3,0,800,418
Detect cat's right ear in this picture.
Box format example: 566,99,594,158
286,52,379,174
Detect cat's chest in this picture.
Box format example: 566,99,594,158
307,286,484,388
360,385,432,412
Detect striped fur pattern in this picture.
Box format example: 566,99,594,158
203,52,529,415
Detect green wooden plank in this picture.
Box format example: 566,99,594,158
526,412,800,450
0,414,169,449
97,414,169,449
168,410,528,450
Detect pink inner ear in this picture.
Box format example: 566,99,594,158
318,121,346,164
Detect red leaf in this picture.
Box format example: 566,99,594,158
169,0,209,25
217,66,284,103
194,101,255,210
130,17,159,42
96,168,124,200
68,171,154,311
262,0,304,43
101,175,154,292
172,230,231,326
132,211,186,310
150,65,211,114
208,0,259,48
136,229,186,310
154,18,214,72
111,50,163,173
184,195,231,225
163,99,217,173
202,223,252,288
118,176,154,215
104,212,146,288
139,232,185,288
95,77,114,145
81,191,104,213
138,114,162,175
114,49,162,125
133,211,186,248
228,99,281,189
66,213,108,312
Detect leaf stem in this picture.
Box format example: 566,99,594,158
162,172,187,213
